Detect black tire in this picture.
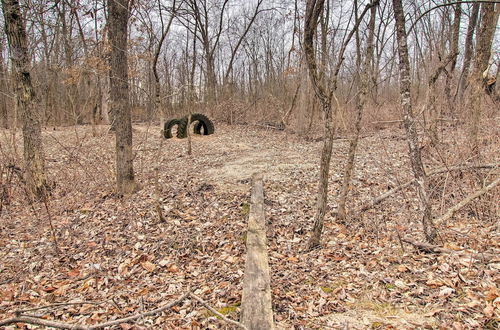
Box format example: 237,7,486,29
176,116,189,138
190,113,215,135
177,113,214,138
163,118,181,139
193,121,204,135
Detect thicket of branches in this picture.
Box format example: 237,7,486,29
0,0,497,132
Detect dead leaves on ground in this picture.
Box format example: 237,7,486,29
0,123,499,328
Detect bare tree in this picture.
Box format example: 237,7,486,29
152,0,178,127
303,0,333,249
337,0,377,222
467,2,499,151
2,0,48,198
304,0,378,248
392,0,436,242
0,33,8,128
458,3,480,100
108,0,139,195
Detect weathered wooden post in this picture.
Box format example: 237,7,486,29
241,173,274,329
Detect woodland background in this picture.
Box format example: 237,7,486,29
0,0,499,329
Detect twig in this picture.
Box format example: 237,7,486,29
402,236,498,261
402,237,451,254
189,292,248,330
434,177,499,226
0,291,191,329
91,290,190,329
0,315,90,330
15,301,101,315
42,193,60,255
355,163,498,214
371,118,458,124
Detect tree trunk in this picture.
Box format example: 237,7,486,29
0,36,8,128
153,0,177,128
304,0,376,247
467,3,499,151
308,104,334,248
458,3,479,99
303,0,332,249
108,0,138,195
206,54,217,104
445,1,461,107
337,1,376,222
2,0,48,198
392,0,436,243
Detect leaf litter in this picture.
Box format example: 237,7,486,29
0,121,498,329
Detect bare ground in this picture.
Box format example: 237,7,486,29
0,121,499,329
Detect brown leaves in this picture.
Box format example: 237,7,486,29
140,261,156,273
1,124,498,328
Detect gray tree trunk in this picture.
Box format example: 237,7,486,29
108,0,138,195
303,0,333,249
2,0,48,198
458,3,479,99
337,1,377,222
392,0,436,243
467,3,499,151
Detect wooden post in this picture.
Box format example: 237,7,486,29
241,173,274,330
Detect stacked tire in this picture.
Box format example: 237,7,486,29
163,113,215,139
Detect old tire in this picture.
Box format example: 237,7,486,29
193,121,204,135
190,113,215,135
176,116,189,138
177,113,214,138
163,118,181,139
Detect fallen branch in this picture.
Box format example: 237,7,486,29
0,291,191,329
356,163,498,214
402,237,451,254
402,236,498,261
241,173,275,330
0,315,90,330
253,123,285,130
371,118,458,125
435,177,499,226
189,292,248,330
15,301,101,315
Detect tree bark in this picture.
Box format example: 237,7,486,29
303,0,332,249
304,0,377,248
467,3,499,151
108,0,138,195
392,0,436,243
240,173,274,330
337,1,377,222
458,3,479,99
2,0,48,198
0,36,8,128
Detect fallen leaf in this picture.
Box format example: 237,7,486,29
439,286,455,298
141,261,156,273
167,264,179,273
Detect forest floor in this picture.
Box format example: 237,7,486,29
0,121,499,329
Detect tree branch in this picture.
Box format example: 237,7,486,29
408,1,500,35
0,291,191,329
356,163,498,214
189,293,248,330
434,176,499,226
